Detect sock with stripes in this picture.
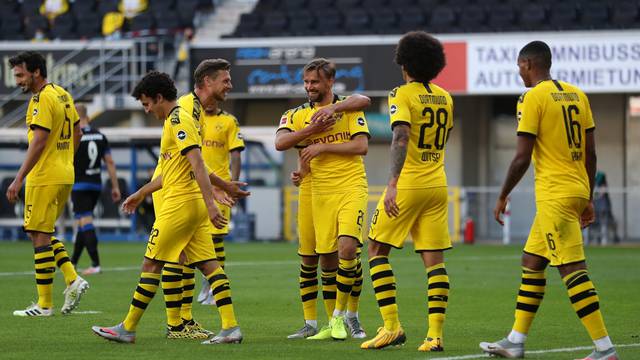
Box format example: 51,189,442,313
51,237,77,286
563,270,609,343
321,268,337,320
426,263,450,340
34,245,56,309
299,262,318,323
206,266,238,329
213,236,226,268
71,230,85,265
180,265,196,321
347,256,363,314
369,256,400,331
82,224,100,267
123,272,160,331
162,264,184,327
333,258,357,316
511,267,546,340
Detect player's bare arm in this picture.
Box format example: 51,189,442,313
291,153,310,187
104,153,121,202
230,150,242,181
581,129,597,227
6,127,49,203
275,119,336,151
494,134,535,225
185,147,227,229
209,171,250,199
73,122,82,154
121,175,163,214
300,133,368,163
310,94,371,123
384,124,410,218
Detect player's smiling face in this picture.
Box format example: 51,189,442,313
303,69,333,104
207,70,232,103
12,63,36,93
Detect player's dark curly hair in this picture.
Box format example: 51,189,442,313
519,41,552,70
131,71,177,101
8,51,47,78
395,31,445,83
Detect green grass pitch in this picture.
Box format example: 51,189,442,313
0,241,638,360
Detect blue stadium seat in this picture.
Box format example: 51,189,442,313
369,8,397,34
129,11,155,32
344,8,371,35
287,10,316,36
50,12,77,40
154,11,182,33
610,0,639,28
428,5,457,33
459,4,487,32
393,0,416,7
487,4,517,31
366,0,389,8
307,0,335,10
335,0,362,10
417,0,439,10
579,1,610,30
519,3,546,31
151,0,175,12
71,0,96,17
548,1,580,30
396,7,427,33
0,15,25,40
261,11,289,36
98,0,120,15
279,0,308,10
76,12,102,39
24,15,50,39
233,13,262,37
314,9,344,35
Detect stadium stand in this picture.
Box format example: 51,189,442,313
227,0,640,37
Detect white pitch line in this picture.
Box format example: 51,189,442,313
68,310,102,314
428,343,640,360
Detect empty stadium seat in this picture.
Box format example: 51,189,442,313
20,0,41,16
314,9,343,35
487,4,517,31
548,2,580,30
154,11,182,33
71,0,96,17
579,1,610,30
344,9,371,34
129,11,154,32
369,8,397,34
428,5,457,33
50,12,77,40
98,0,119,15
76,12,102,39
280,0,308,10
0,15,25,40
396,7,427,33
610,1,639,28
459,4,487,32
24,14,50,39
261,11,289,35
306,0,335,10
519,3,546,31
335,0,362,10
287,10,316,36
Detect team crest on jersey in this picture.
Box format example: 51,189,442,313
357,117,365,126
215,123,223,131
177,130,186,140
237,133,244,139
171,113,180,125
517,111,522,122
390,104,398,115
389,87,398,98
32,108,38,117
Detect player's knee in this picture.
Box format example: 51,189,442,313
557,261,587,278
301,254,319,267
367,239,390,258
141,258,163,273
338,238,358,260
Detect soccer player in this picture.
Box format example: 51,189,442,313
275,58,370,341
360,31,453,351
70,103,121,275
91,71,243,345
196,100,245,305
284,93,371,340
479,41,618,360
6,51,90,317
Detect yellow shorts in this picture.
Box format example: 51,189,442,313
211,201,231,236
24,184,72,234
312,189,367,254
524,197,589,266
145,197,217,265
152,187,164,218
297,187,316,256
368,187,451,252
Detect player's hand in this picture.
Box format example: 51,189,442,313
494,196,508,226
6,177,22,203
310,105,336,124
290,171,303,187
580,201,595,228
306,116,336,135
383,186,400,217
213,186,235,207
300,144,324,163
111,187,122,203
208,204,228,229
121,191,144,214
223,180,251,199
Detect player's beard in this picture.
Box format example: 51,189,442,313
307,91,324,103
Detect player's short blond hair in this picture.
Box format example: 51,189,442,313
194,58,231,87
303,58,336,80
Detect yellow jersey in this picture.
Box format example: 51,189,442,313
201,109,245,182
158,105,203,203
516,79,594,201
389,81,454,189
26,83,79,186
279,95,369,194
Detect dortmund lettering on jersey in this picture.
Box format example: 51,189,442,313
286,95,369,194
158,106,203,202
201,109,245,182
516,79,594,201
26,83,79,185
389,82,454,189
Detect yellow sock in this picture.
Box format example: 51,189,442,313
206,267,238,329
213,237,226,268
513,267,546,334
51,237,77,286
347,257,363,313
34,245,56,309
369,256,400,331
335,258,357,314
123,272,160,331
180,265,196,322
299,263,318,322
162,264,183,327
426,263,449,340
563,270,609,340
321,268,337,321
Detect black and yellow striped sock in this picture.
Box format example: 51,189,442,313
321,268,337,320
347,257,363,313
180,264,196,322
213,236,226,268
51,237,77,286
426,263,450,340
123,272,160,331
513,267,546,334
563,270,609,340
162,264,183,327
299,263,318,322
335,258,357,314
369,256,400,331
34,245,56,309
206,267,238,329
